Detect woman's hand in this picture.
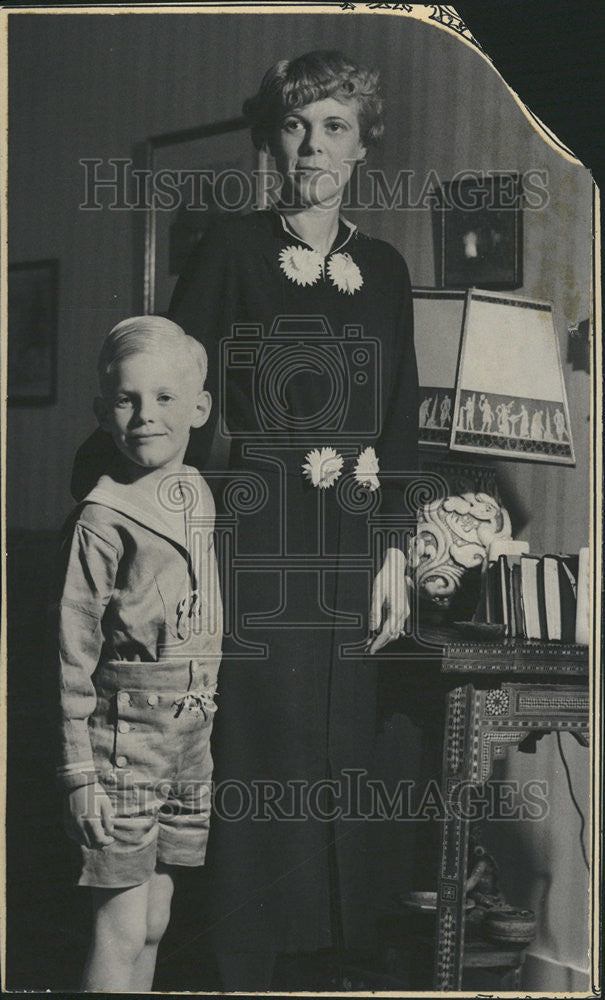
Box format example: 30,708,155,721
367,547,411,654
64,782,115,849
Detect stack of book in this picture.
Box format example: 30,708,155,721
477,542,589,643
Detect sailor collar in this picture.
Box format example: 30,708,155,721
83,468,204,560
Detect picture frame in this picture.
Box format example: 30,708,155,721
7,259,59,406
435,172,523,289
450,289,575,465
413,288,467,448
142,118,267,314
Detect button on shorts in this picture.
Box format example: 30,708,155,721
78,658,218,888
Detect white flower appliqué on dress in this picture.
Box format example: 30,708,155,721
354,446,380,491
279,245,363,294
279,246,322,287
327,253,364,295
302,447,344,489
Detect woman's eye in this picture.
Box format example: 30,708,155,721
158,394,175,403
114,397,131,408
283,118,302,133
327,121,346,133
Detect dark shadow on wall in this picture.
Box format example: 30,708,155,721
6,531,88,990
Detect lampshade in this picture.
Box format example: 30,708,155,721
451,289,574,464
413,287,574,465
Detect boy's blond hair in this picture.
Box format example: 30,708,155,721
98,316,208,391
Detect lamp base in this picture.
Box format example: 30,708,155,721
418,449,500,503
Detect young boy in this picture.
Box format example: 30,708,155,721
55,316,222,992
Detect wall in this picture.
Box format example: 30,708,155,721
483,733,591,988
8,12,592,549
7,10,594,989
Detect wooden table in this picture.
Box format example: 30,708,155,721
432,638,589,990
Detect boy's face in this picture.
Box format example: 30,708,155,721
95,351,210,474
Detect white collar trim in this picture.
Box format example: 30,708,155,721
275,209,357,256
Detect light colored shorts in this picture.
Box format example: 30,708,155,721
79,657,217,888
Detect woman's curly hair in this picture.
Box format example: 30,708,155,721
243,50,384,150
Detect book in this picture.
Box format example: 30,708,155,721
487,540,531,563
520,555,547,640
481,546,585,642
498,554,510,632
482,559,501,624
498,553,526,637
542,554,579,642
510,562,524,639
575,546,590,645
483,540,529,626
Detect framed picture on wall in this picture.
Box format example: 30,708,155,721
434,172,523,289
8,259,58,406
450,289,575,464
142,119,270,314
413,288,467,447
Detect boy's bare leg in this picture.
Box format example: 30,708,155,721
130,864,176,992
81,881,151,991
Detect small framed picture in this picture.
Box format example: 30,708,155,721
413,288,467,448
8,259,59,406
450,289,575,465
435,173,523,289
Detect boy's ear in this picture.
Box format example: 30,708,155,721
93,396,111,431
191,389,212,429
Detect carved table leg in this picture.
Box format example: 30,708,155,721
434,684,476,989
433,679,589,990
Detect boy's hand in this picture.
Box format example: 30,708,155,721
64,782,115,848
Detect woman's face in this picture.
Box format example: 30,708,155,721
269,96,367,209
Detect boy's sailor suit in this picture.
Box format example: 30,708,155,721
54,466,222,887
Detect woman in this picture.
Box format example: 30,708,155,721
74,49,418,990
172,49,418,989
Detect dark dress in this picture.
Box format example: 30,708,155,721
168,209,418,954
